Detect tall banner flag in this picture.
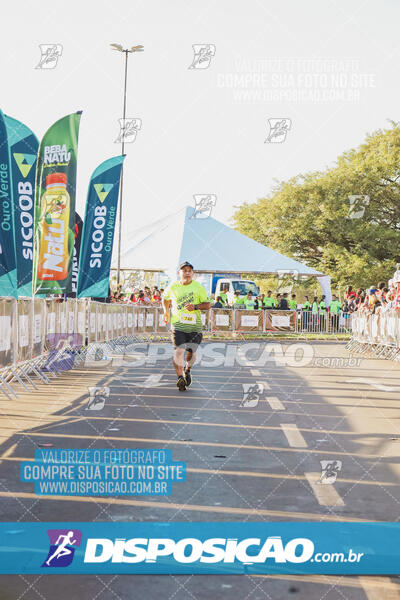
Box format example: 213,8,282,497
4,114,39,296
0,110,17,296
77,155,125,298
66,211,83,298
32,111,82,295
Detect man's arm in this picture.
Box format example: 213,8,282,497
162,298,171,323
184,301,211,311
196,302,211,310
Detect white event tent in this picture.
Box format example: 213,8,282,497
113,206,331,301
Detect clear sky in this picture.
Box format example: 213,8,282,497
2,0,399,241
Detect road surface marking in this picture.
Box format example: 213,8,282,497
127,374,169,388
2,455,397,486
267,397,285,410
305,471,345,506
345,378,395,392
250,369,261,376
253,574,399,592
21,432,377,457
110,355,124,366
281,424,307,447
258,380,270,389
0,490,367,522
358,576,400,599
2,454,398,487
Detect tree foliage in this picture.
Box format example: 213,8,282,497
232,122,400,288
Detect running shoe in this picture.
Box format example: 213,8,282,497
177,375,187,392
184,368,192,387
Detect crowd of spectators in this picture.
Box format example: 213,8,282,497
107,263,400,320
344,276,399,316
109,286,163,305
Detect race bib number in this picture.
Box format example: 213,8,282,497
180,312,196,324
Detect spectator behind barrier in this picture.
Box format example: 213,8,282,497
152,287,161,303
288,294,297,310
233,290,245,308
264,291,276,308
278,293,289,310
244,291,257,310
213,296,224,308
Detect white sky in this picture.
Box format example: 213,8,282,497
2,0,399,245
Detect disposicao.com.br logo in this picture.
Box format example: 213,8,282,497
81,536,364,570
84,535,316,565
1,521,393,574
42,529,82,567
41,532,364,569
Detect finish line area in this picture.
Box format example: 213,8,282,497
0,340,400,598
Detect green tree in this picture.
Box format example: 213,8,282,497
232,122,400,288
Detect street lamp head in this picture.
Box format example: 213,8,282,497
110,43,124,52
110,43,144,53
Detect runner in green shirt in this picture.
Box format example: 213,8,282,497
163,261,210,391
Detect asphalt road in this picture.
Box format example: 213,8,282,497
0,340,400,599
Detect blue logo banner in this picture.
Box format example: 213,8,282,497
77,155,125,298
0,522,399,574
4,114,38,296
0,110,17,296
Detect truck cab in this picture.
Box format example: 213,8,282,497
214,278,259,305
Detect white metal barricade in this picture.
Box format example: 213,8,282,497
347,310,400,360
210,309,233,334
0,297,15,368
233,309,264,334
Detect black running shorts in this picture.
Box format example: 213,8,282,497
171,330,203,351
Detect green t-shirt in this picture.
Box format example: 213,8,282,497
312,302,319,314
244,298,256,310
319,300,326,314
303,301,310,310
164,280,209,332
288,299,297,309
233,296,245,306
264,296,276,308
220,292,228,305
329,300,341,314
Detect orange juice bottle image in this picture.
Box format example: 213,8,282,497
37,172,70,281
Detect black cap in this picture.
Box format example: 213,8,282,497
179,261,194,270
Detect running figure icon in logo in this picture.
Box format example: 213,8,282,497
42,529,82,567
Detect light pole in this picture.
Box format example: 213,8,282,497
110,42,144,288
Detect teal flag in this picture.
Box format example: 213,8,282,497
4,115,38,296
0,110,17,296
77,155,125,298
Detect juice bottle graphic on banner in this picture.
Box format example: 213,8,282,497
37,172,70,281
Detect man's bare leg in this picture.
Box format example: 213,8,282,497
185,348,196,370
183,348,197,387
173,347,185,377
